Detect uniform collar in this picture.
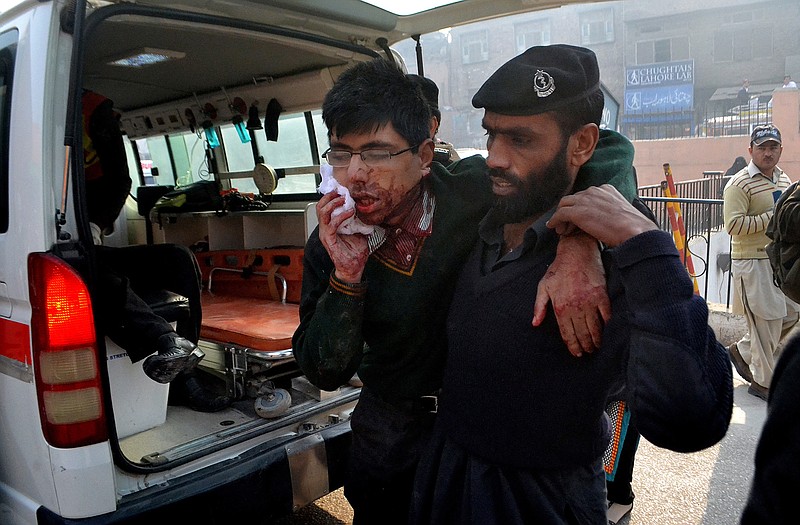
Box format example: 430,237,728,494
478,206,556,268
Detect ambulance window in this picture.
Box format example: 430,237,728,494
122,138,141,194
219,110,327,196
126,136,178,186
175,131,212,184
125,130,209,191
165,135,188,184
143,136,176,184
0,30,16,234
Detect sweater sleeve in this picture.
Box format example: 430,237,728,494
724,184,773,235
610,230,733,453
572,129,637,202
291,230,367,391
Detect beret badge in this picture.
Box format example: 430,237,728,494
472,44,598,115
533,70,555,98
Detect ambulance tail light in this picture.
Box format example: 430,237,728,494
28,253,107,448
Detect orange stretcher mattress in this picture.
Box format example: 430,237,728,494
200,292,300,352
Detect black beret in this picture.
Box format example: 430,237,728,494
407,74,439,111
472,44,600,116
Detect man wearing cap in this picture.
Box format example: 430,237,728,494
724,124,799,401
407,74,460,165
410,44,732,524
294,56,639,524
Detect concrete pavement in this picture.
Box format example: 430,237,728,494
623,373,764,525
622,307,796,524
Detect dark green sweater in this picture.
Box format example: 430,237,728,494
292,130,636,402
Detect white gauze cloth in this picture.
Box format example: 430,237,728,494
317,164,374,235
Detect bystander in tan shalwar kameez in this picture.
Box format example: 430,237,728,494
731,259,799,383
724,124,799,400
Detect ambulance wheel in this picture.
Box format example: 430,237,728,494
254,388,291,418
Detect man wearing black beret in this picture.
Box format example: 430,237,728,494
294,54,642,524
410,44,733,524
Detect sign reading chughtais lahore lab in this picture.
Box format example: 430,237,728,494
624,60,694,114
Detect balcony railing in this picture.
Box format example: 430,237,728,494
621,102,772,140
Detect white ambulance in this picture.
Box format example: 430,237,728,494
0,0,581,523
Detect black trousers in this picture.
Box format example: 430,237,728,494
95,243,202,362
345,386,435,525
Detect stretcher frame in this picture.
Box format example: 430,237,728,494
198,264,301,399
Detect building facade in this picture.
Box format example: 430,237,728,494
394,0,800,154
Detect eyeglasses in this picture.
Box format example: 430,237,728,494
322,144,421,167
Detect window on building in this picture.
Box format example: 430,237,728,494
580,8,614,45
0,30,18,234
671,36,690,60
515,19,550,53
733,31,752,61
750,28,772,59
714,24,772,63
653,39,671,63
461,30,488,65
636,36,690,64
714,31,733,62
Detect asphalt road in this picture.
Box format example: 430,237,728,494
272,370,764,525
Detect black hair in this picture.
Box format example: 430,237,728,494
322,59,431,149
724,156,748,177
407,74,441,122
550,88,604,141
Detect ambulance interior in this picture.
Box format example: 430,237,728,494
77,2,383,468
